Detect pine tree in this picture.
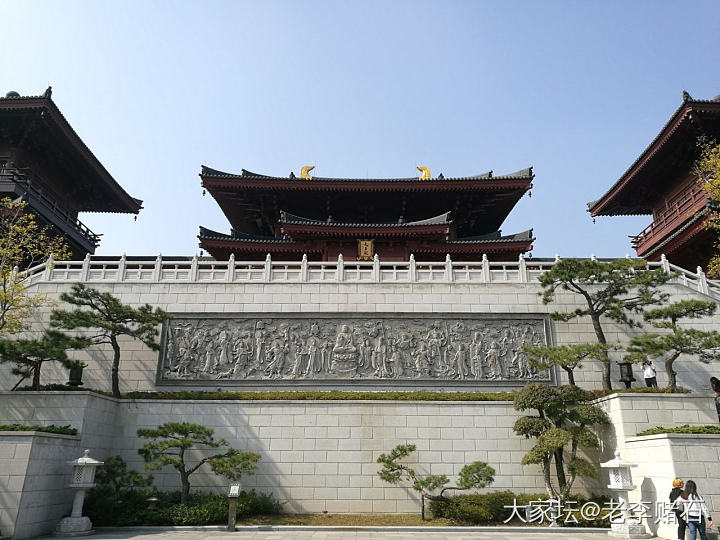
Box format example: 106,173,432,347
50,284,171,397
137,422,259,505
627,300,720,389
538,258,672,390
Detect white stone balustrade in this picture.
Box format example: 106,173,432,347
19,253,720,300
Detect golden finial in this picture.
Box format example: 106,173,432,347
416,166,431,180
300,165,315,180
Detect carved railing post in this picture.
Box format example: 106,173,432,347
263,254,272,281
518,254,527,283
590,253,597,261
445,254,453,283
336,254,344,282
660,254,671,273
153,254,162,282
118,254,127,282
409,254,417,283
190,254,198,281
301,254,309,282
373,254,380,282
43,255,54,281
80,253,91,281
697,266,709,295
481,254,490,282
554,253,560,262
227,253,235,282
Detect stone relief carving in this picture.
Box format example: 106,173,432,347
159,316,551,384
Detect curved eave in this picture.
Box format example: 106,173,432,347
589,99,720,217
0,94,142,214
203,177,532,193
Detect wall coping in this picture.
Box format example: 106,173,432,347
625,433,720,443
0,430,80,441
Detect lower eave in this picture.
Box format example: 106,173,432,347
280,224,451,239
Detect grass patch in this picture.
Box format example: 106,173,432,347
636,424,720,436
0,423,77,435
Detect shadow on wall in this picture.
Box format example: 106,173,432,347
641,476,659,537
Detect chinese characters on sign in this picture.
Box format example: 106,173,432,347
503,498,708,525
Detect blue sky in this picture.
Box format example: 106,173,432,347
2,0,719,259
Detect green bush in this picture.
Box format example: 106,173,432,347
0,423,77,435
636,424,720,436
87,490,280,526
587,387,690,400
429,491,610,527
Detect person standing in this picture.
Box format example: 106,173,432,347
642,359,658,387
677,480,713,540
669,478,687,540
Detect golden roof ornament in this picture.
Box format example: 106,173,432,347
300,165,315,180
416,166,431,180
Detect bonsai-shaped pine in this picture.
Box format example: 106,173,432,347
626,299,720,390
0,197,71,334
522,343,613,387
376,443,495,520
137,422,260,505
0,330,88,390
538,258,672,390
50,284,171,397
513,383,609,500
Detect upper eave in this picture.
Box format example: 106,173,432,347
200,165,534,192
589,96,720,217
0,91,142,214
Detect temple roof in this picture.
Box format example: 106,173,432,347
589,92,720,216
279,211,452,227
0,88,142,213
202,166,533,184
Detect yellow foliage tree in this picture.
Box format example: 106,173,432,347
0,197,71,333
697,139,720,277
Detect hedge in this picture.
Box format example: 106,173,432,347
0,423,77,435
636,424,720,436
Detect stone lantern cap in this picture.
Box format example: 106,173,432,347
600,450,638,470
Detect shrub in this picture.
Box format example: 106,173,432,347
636,424,720,436
86,490,280,526
0,423,77,435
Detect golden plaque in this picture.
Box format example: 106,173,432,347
357,239,374,261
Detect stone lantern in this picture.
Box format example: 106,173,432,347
56,449,103,537
600,450,650,539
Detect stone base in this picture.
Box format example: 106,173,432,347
607,522,652,539
55,516,95,537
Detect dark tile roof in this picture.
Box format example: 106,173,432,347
588,92,720,214
448,229,534,244
198,226,294,243
201,165,533,182
279,211,452,227
0,88,142,213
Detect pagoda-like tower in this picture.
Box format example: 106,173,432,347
589,91,720,269
199,166,534,261
0,88,142,257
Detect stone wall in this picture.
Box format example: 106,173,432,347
623,433,720,540
6,277,720,393
0,431,80,539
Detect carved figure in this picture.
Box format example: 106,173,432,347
161,317,549,384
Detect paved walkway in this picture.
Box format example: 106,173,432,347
39,526,614,540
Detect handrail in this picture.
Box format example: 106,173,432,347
631,183,706,249
0,169,100,246
18,253,720,300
